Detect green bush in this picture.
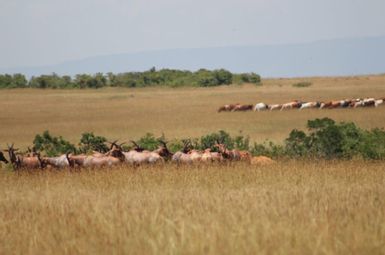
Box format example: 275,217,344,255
78,132,109,154
33,131,76,157
292,81,312,88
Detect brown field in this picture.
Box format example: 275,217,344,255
1,75,385,147
1,162,385,255
1,75,385,254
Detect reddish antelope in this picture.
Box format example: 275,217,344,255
281,100,302,111
232,104,253,112
218,104,239,113
41,152,74,169
214,143,241,161
5,144,43,169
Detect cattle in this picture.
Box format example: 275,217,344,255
254,103,269,111
214,143,241,161
5,143,43,170
218,104,239,113
232,104,253,112
299,101,320,110
0,151,9,164
281,100,302,111
268,104,282,111
250,156,275,166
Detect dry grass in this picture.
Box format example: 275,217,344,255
1,75,385,254
1,75,385,148
1,161,385,255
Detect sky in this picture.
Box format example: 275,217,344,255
1,0,385,68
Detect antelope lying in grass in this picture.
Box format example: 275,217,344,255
5,144,43,169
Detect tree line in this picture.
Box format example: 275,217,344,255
0,68,261,89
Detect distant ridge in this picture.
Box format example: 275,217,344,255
1,36,385,78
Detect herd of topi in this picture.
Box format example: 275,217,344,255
0,141,274,170
218,97,385,112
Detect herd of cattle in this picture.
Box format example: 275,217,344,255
0,141,274,170
218,97,385,112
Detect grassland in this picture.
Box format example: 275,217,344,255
1,75,385,148
1,75,385,254
1,161,385,255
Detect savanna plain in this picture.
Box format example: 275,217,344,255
1,75,385,254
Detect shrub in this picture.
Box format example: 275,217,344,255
33,131,76,157
78,132,109,154
292,81,312,88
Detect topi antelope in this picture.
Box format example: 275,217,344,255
5,143,43,169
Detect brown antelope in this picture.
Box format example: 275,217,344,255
218,104,239,113
123,140,171,165
41,152,74,169
239,151,252,161
268,104,282,111
201,148,223,162
281,100,302,111
214,143,241,161
5,144,43,169
232,104,253,112
171,140,201,164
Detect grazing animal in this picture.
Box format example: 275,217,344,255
201,149,223,162
0,151,9,164
250,156,275,166
123,140,170,165
42,153,73,169
375,99,384,107
362,98,375,107
268,104,282,111
218,104,239,113
171,140,200,164
215,143,241,161
70,154,122,168
281,100,302,111
239,151,252,161
232,104,253,112
254,103,269,111
320,101,341,109
299,102,320,110
5,143,43,169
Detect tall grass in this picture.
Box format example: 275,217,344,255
1,161,385,254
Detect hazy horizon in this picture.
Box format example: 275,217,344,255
1,0,385,70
